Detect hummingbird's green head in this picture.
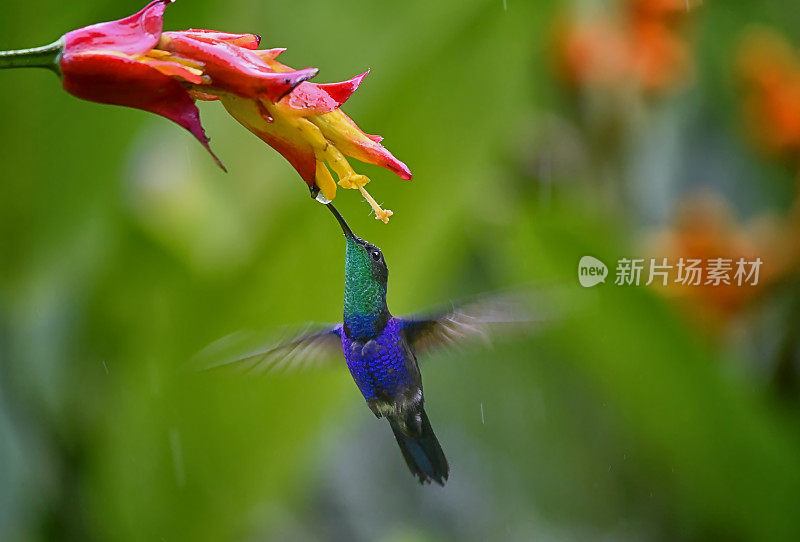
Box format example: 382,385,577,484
343,235,388,290
327,204,390,338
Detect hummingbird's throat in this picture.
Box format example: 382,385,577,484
343,278,387,331
343,240,388,337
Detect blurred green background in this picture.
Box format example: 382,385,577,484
3,0,800,540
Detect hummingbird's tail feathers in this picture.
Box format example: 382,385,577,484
389,409,449,486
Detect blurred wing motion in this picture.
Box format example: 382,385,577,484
193,325,343,375
400,291,552,355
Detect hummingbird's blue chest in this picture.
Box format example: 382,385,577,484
341,317,412,403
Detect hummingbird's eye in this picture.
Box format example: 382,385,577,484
370,249,382,262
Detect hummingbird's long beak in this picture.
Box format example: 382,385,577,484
326,203,355,239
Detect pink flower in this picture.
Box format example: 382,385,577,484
3,0,413,219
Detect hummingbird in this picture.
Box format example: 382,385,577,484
203,204,532,485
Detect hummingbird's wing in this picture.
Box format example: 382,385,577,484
193,324,343,374
399,292,541,355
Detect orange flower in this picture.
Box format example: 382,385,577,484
556,18,630,89
629,0,689,21
738,29,800,157
645,192,794,327
556,0,694,94
629,18,690,91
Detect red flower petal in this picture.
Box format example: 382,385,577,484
283,70,369,114
61,52,225,170
264,134,318,187
63,0,172,56
314,110,412,180
219,95,319,186
179,29,262,49
160,33,318,102
254,48,287,61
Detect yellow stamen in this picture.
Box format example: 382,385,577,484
325,148,357,183
314,161,337,202
317,143,370,190
145,49,206,72
245,107,393,221
294,118,329,147
357,185,393,224
146,49,171,59
181,65,204,78
338,173,370,190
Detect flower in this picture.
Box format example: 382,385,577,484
738,28,800,158
59,0,316,171
212,57,412,223
644,191,795,329
556,0,694,94
17,0,410,220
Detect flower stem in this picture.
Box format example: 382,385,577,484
0,39,63,74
